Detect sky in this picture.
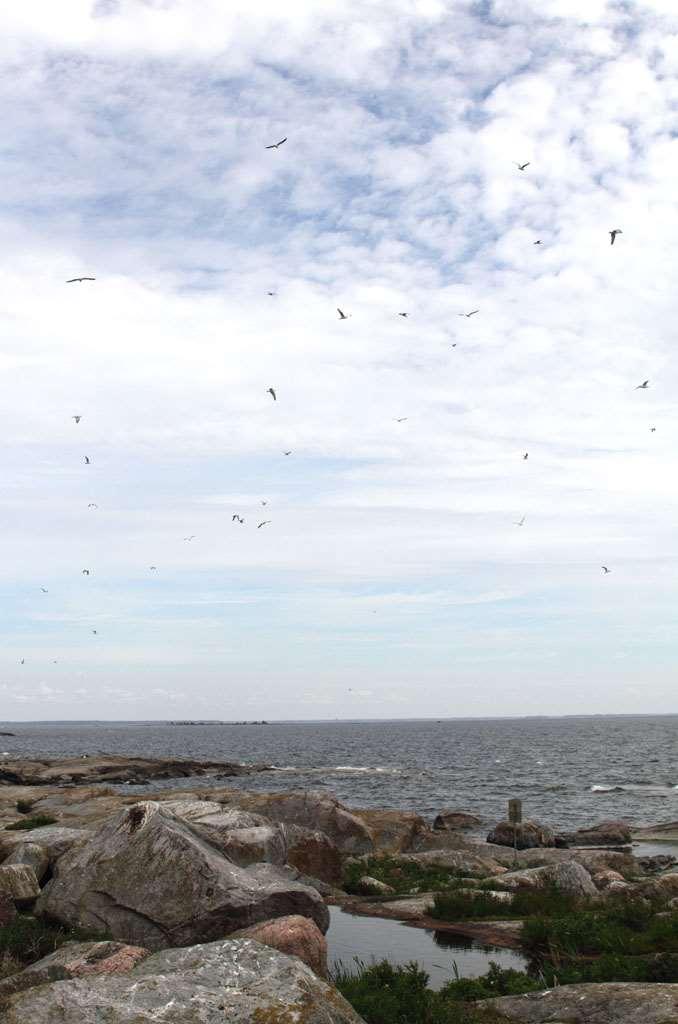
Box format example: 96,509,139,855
1,0,678,721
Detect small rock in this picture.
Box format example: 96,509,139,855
433,810,482,831
230,915,328,977
496,860,597,898
487,819,555,849
637,854,677,873
4,843,50,883
0,864,40,906
354,875,395,896
593,869,625,889
557,820,632,847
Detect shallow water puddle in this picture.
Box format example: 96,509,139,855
327,907,527,991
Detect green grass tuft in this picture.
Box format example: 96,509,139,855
343,854,471,896
5,814,57,831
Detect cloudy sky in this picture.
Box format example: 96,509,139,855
1,0,677,721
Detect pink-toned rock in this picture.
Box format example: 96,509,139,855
285,825,343,884
0,940,150,1001
230,914,328,978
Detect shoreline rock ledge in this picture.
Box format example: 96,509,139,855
0,755,273,787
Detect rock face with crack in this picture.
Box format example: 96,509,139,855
1,938,365,1023
36,801,329,950
483,982,678,1023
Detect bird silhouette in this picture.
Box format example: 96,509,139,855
635,381,650,390
40,587,48,593
393,417,408,423
82,569,90,575
72,415,82,423
258,521,272,529
337,308,349,320
534,240,542,245
450,342,457,348
283,450,292,456
265,137,287,150
514,516,526,526
261,500,268,506
92,629,97,635
650,426,657,432
267,291,276,296
610,229,623,245
20,658,24,665
66,277,95,283
149,566,157,571
515,162,530,171
523,453,529,460
183,536,196,542
84,456,90,465
88,503,98,509
232,514,245,523
398,312,408,318
601,566,611,574
458,310,479,318
267,387,277,401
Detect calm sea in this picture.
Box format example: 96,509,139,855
1,716,677,832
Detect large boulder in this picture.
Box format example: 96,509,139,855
284,824,343,884
1,938,364,1023
188,809,288,868
36,802,329,950
3,842,50,883
487,819,555,850
0,864,40,905
353,808,430,853
557,820,632,847
482,982,678,1023
433,810,482,831
220,790,374,855
0,940,150,1001
0,826,91,863
400,848,508,878
495,861,597,898
230,915,328,977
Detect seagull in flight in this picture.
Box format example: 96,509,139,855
258,520,272,529
66,277,95,283
533,240,542,245
20,658,24,665
398,312,408,318
232,514,245,523
635,380,649,390
283,450,292,456
515,162,530,171
458,310,479,318
82,569,91,575
183,536,196,542
601,566,611,574
267,291,276,296
514,516,526,527
523,453,529,460
267,387,277,401
92,629,97,635
72,415,82,423
337,308,349,320
265,137,287,150
261,500,268,506
650,426,657,432
88,503,98,509
609,229,623,245
149,566,157,571
40,587,49,593
393,417,408,423
84,456,90,465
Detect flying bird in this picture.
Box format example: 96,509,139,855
601,566,611,574
92,629,97,635
88,503,98,509
149,566,157,571
450,342,457,348
514,516,526,526
258,521,272,529
20,659,24,665
523,453,529,460
72,415,82,423
40,587,48,593
261,500,268,506
398,312,408,318
282,450,292,455
534,240,542,245
267,291,276,296
337,308,349,320
265,137,287,150
635,380,649,390
183,536,196,542
609,229,622,245
84,456,90,465
458,310,479,318
267,387,277,401
82,569,90,575
515,162,530,171
66,277,95,283
650,426,657,432
232,514,245,523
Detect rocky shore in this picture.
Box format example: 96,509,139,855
0,756,677,1022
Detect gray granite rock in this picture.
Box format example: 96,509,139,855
482,982,678,1023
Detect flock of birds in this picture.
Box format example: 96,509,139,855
21,148,652,666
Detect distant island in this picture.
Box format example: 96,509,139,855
167,720,269,726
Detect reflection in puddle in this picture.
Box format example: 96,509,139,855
328,908,527,992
